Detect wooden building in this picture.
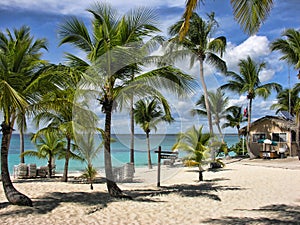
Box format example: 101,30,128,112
239,115,298,158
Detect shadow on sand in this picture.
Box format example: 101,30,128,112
202,204,300,225
0,177,243,217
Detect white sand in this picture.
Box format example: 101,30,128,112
1,157,300,225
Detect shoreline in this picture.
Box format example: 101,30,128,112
1,157,300,225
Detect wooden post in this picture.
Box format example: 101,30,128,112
157,146,161,187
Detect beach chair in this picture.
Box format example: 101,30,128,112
15,163,28,178
28,164,37,178
123,163,134,182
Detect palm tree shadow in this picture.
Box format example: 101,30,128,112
0,191,113,217
202,204,300,225
126,181,244,202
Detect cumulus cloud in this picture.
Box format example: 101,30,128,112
224,35,270,71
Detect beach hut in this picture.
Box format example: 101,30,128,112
239,115,298,158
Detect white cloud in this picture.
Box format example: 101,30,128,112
224,35,270,71
1,0,185,16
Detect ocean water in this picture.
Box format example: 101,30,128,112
2,133,239,174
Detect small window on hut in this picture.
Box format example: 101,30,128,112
253,133,266,142
272,133,287,142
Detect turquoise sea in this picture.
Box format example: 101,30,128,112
2,133,239,174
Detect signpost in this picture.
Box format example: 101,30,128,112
155,146,178,187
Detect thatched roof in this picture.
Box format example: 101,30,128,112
239,115,297,135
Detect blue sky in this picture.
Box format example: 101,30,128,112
1,0,300,135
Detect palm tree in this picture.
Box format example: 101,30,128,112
0,26,47,206
222,106,247,140
179,0,274,40
221,56,282,158
76,132,102,190
167,12,227,135
271,29,300,157
58,3,195,197
271,28,300,70
22,131,65,178
270,86,300,116
172,125,211,181
32,86,81,182
134,98,174,169
192,88,229,142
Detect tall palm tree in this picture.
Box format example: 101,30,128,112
58,3,195,197
192,88,229,142
221,56,282,158
222,106,247,140
179,0,274,40
172,125,211,181
271,28,300,70
271,29,300,157
22,131,66,178
134,98,174,169
0,26,47,206
167,12,227,135
32,85,81,182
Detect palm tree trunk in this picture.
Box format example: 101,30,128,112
130,96,135,165
62,137,71,182
247,98,256,158
48,155,52,178
199,58,214,135
19,126,25,164
1,121,32,206
104,101,124,197
199,58,215,161
216,123,224,143
146,131,152,169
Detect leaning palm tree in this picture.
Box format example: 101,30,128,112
179,0,274,40
0,26,47,206
58,3,195,197
134,98,174,169
222,106,247,140
22,131,66,178
192,88,229,142
221,56,282,158
172,125,211,181
167,12,227,135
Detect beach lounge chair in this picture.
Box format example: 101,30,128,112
112,163,134,182
13,163,28,179
28,164,37,178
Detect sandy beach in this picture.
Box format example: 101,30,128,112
1,157,300,225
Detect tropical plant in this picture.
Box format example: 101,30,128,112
192,88,229,141
81,164,98,190
167,12,227,135
270,86,300,116
179,0,274,39
172,125,211,181
134,98,174,169
222,105,247,140
76,131,103,190
221,56,282,158
58,2,195,197
271,28,300,157
0,26,48,206
22,131,66,178
271,28,300,70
